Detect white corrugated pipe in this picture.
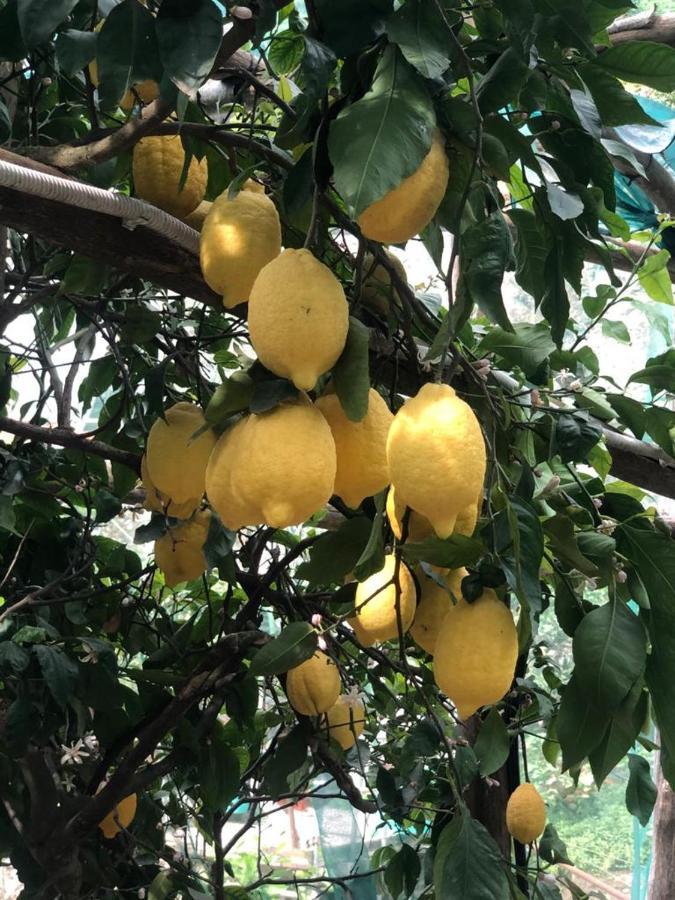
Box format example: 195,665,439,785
0,159,200,255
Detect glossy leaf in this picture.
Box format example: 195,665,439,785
156,0,222,93
249,623,317,677
433,811,509,900
625,753,657,826
333,317,370,422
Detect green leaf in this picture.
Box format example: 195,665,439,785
509,208,547,305
249,623,317,677
5,697,37,755
262,725,308,799
637,249,673,304
607,393,646,440
589,683,648,787
205,375,254,425
539,824,572,866
543,516,599,578
595,41,675,92
601,319,630,343
541,240,569,347
625,753,657,826
296,516,372,587
329,45,435,217
629,349,675,393
401,534,483,570
554,412,602,463
55,28,96,77
249,378,298,414
476,47,529,115
300,36,336,100
433,810,509,900
199,723,240,814
333,317,370,423
581,65,658,128
0,495,16,533
97,0,160,107
477,323,554,379
384,843,421,900
473,708,510,776
459,212,514,331
617,525,675,786
0,641,30,674
386,0,452,80
312,0,389,57
546,184,584,221
493,496,543,617
557,674,610,771
573,598,646,711
17,0,79,48
156,0,222,94
0,1,27,62
268,30,305,74
353,492,386,581
34,645,79,708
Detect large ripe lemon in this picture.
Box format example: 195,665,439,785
386,383,486,539
322,695,365,750
433,587,518,720
154,510,211,588
132,135,208,218
200,181,281,308
353,554,416,644
98,793,137,839
357,130,449,245
286,651,341,716
506,783,547,844
247,249,349,391
204,416,261,531
206,399,336,530
141,455,199,519
409,570,460,655
315,388,393,509
145,402,216,505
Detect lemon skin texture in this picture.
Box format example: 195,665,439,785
323,696,365,750
154,510,211,588
387,383,486,539
315,388,393,508
184,200,213,231
141,455,199,519
353,554,416,644
206,400,337,530
145,402,216,505
200,182,281,308
247,249,349,391
286,651,341,716
433,586,518,720
98,793,137,839
357,130,449,245
386,485,433,543
133,135,208,218
506,783,547,844
409,572,453,655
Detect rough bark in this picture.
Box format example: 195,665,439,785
648,756,675,900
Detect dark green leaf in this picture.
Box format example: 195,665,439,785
262,725,308,799
477,323,554,378
333,317,370,423
312,0,389,57
34,645,78,708
5,697,37,755
401,534,483,570
199,724,240,814
17,0,79,48
134,514,167,545
541,240,568,347
352,491,386,581
386,0,452,80
509,208,548,306
97,0,160,107
301,36,336,100
0,1,27,61
607,394,646,440
384,843,420,900
544,516,599,578
205,375,254,425
0,641,30,674
573,598,646,710
539,824,572,866
625,753,657,826
156,0,222,94
0,495,16,532
493,496,543,617
589,683,648,787
296,516,372,586
459,212,513,331
476,47,529,115
249,623,317,677
329,45,435,217
249,378,298,414
473,708,510,776
433,811,509,900
595,41,675,92
554,413,602,463
557,674,610,771
581,65,657,128
55,29,96,76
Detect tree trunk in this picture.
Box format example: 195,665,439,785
648,757,675,900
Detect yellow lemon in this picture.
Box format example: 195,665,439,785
141,455,199,519
410,572,453,655
145,402,216,505
200,181,281,308
386,383,486,539
315,388,393,508
286,651,341,716
360,251,407,316
154,510,211,588
206,400,336,529
433,587,518,720
386,485,434,543
358,130,449,244
184,200,213,231
506,783,547,844
353,554,416,644
322,695,365,750
98,793,137,839
132,135,208,218
248,249,349,391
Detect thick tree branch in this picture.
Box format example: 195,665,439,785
606,12,675,46
0,415,141,473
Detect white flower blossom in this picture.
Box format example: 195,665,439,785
60,739,90,766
